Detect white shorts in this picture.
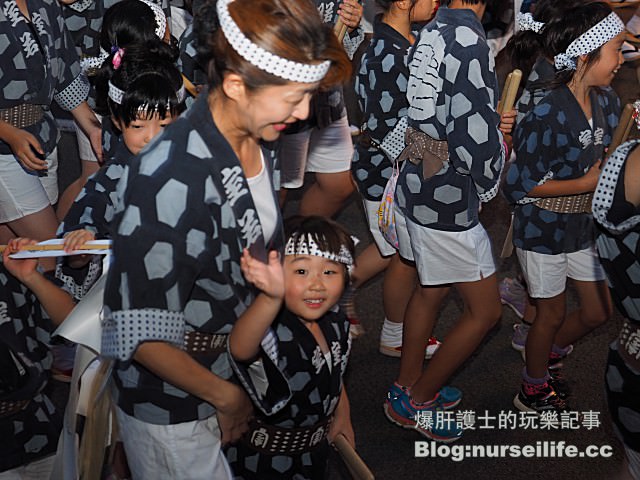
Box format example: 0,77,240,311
279,113,353,188
116,408,233,480
0,149,58,223
363,198,396,257
394,204,414,262
406,220,495,285
74,115,102,162
516,246,606,299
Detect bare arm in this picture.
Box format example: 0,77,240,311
134,341,253,444
70,101,103,163
528,160,602,197
2,238,75,326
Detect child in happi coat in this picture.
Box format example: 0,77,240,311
227,216,355,480
503,1,623,413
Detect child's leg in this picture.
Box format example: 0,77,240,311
409,274,501,403
396,284,449,388
525,292,566,378
553,279,612,348
382,254,417,324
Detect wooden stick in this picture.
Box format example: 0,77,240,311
498,69,522,115
332,434,375,480
182,74,198,98
334,18,348,44
0,243,111,254
607,103,635,160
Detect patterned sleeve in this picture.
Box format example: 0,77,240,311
51,4,89,110
102,157,214,361
503,109,556,205
343,26,364,60
58,162,124,238
444,36,504,202
227,329,292,416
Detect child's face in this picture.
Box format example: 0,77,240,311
582,32,625,88
284,254,346,323
114,112,175,155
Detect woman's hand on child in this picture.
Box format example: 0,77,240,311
338,0,363,31
63,229,96,253
240,249,284,300
3,124,46,171
215,381,253,445
2,238,40,284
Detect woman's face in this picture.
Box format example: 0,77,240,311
237,81,319,142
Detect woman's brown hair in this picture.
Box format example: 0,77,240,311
195,0,351,91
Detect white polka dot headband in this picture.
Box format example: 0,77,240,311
285,234,353,267
216,0,331,83
517,12,545,33
554,12,625,70
138,0,167,40
108,79,186,105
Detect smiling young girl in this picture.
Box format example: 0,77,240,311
227,216,355,479
504,1,623,413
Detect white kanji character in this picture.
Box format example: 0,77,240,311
311,346,324,374
581,410,601,430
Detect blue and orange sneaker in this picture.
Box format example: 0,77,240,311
386,382,462,410
384,388,463,443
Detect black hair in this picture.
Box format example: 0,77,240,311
441,0,489,5
284,216,355,284
94,0,179,116
506,0,583,78
100,43,185,127
194,0,351,92
543,1,614,89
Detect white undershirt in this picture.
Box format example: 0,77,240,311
246,152,278,243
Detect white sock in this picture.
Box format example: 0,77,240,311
380,318,403,346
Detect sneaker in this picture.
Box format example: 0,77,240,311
384,389,463,442
379,336,441,359
548,369,571,400
499,277,527,319
511,323,530,353
519,341,574,363
513,380,569,413
386,382,462,410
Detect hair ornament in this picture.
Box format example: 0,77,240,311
516,12,545,33
138,0,167,39
216,0,331,83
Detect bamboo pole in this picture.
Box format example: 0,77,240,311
332,434,375,480
498,69,522,115
606,103,636,160
0,243,111,254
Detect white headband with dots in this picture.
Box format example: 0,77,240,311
285,234,353,267
108,80,186,105
216,0,331,83
516,12,545,33
554,12,624,70
138,0,167,39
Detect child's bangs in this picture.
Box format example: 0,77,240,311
119,75,181,125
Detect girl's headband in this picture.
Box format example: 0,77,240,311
216,0,331,83
108,79,186,105
554,12,625,70
284,234,353,267
138,0,167,39
516,12,545,33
